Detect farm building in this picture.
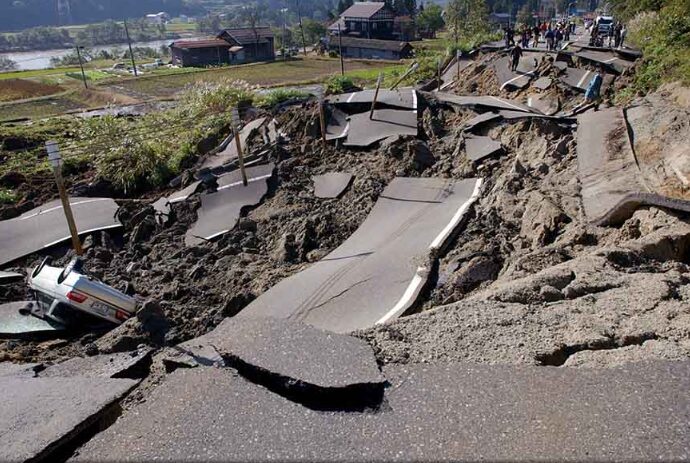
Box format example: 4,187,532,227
170,27,275,67
329,36,413,60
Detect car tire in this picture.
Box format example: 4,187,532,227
31,257,51,278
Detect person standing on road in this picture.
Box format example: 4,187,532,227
620,24,627,47
564,23,571,41
545,28,555,50
532,25,541,47
555,27,564,49
584,68,603,108
510,44,523,72
614,23,622,48
521,28,530,48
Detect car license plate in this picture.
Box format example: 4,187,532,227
90,301,113,316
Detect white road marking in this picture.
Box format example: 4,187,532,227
376,178,484,325
577,70,592,88
217,173,273,191
488,95,527,112
604,57,617,63
429,178,483,249
375,271,425,325
346,92,356,103
15,198,112,221
500,71,535,91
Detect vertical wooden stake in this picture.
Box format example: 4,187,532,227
369,73,383,120
318,96,327,146
46,141,83,256
456,50,461,82
231,108,248,186
436,58,442,90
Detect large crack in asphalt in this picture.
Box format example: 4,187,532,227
220,351,387,413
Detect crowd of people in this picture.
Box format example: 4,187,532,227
585,19,627,48
503,21,577,51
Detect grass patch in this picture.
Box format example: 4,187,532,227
256,88,309,107
0,67,82,81
108,58,396,98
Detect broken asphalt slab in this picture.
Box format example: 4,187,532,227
461,111,502,132
343,109,418,147
327,89,417,111
238,177,482,333
560,67,615,92
190,317,384,409
313,172,353,199
464,135,503,162
575,49,636,74
184,164,273,246
325,106,350,141
434,92,536,113
576,108,690,225
72,361,690,462
0,362,41,377
200,117,267,170
0,198,121,266
493,54,539,91
0,301,66,338
527,93,560,115
531,76,552,91
39,348,152,379
1,375,136,462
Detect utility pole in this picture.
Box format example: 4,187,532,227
231,108,248,186
124,19,138,77
369,73,383,120
337,22,344,76
75,46,88,89
281,7,288,60
46,141,83,256
297,0,308,56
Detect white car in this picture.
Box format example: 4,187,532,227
29,257,137,326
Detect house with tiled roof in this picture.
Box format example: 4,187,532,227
170,27,275,67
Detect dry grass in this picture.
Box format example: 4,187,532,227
0,79,64,102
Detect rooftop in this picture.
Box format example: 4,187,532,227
335,36,412,52
171,38,232,49
340,2,386,19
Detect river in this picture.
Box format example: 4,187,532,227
1,38,201,71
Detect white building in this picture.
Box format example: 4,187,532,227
145,12,170,25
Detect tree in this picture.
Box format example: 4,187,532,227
417,2,444,37
445,0,489,42
0,56,16,71
516,3,532,26
302,18,327,43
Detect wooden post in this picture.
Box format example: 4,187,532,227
75,46,88,89
436,58,441,90
231,108,248,186
124,19,138,77
46,141,83,256
318,91,327,146
369,73,383,120
456,50,461,82
390,61,419,90
337,23,344,76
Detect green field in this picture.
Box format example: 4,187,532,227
110,58,398,98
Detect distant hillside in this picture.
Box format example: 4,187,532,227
0,0,201,32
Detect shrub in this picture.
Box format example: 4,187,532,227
178,79,257,116
256,88,309,107
325,75,355,94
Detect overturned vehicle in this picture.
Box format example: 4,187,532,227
28,257,138,327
